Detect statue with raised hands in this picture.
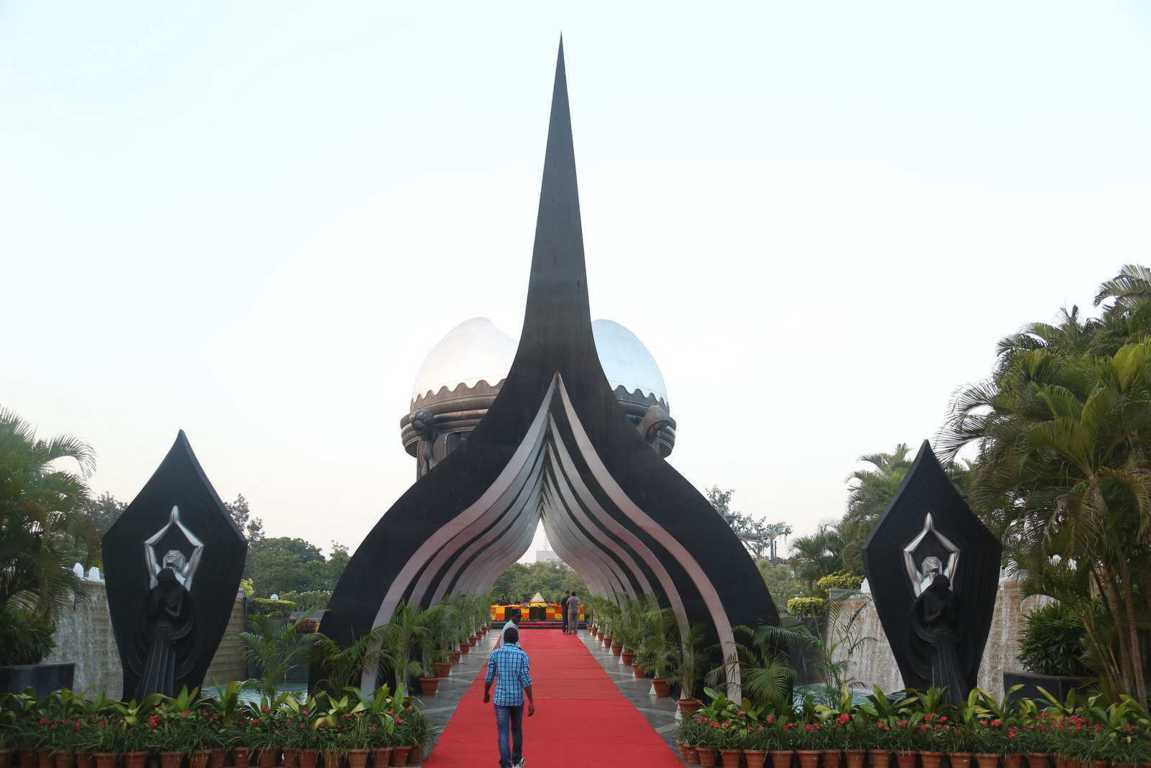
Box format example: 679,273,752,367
103,432,247,699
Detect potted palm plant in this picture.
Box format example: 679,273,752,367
378,604,429,696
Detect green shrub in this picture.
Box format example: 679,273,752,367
1018,601,1091,677
250,597,296,615
276,590,332,611
0,604,57,665
816,572,863,593
786,596,827,617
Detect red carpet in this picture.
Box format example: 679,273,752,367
426,630,682,767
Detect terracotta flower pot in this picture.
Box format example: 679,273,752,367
677,743,697,765
76,754,93,768
1002,756,1021,768
93,754,116,768
870,751,892,768
323,751,341,768
621,651,635,666
921,753,943,768
37,751,52,768
208,750,225,768
976,756,998,768
123,753,147,768
257,749,278,768
282,750,298,768
403,747,419,766
950,754,973,768
772,750,795,768
233,748,252,768
720,749,742,768
0,750,10,768
845,750,866,768
459,644,470,656
418,676,440,696
388,748,409,767
345,750,368,768
698,749,718,768
652,678,672,697
633,664,646,678
189,752,210,768
370,749,391,768
824,751,842,768
433,661,452,677
54,753,74,768
896,753,917,768
678,698,703,717
298,750,318,768
20,751,35,768
798,750,821,768
1026,756,1049,768
450,650,461,664
745,750,768,768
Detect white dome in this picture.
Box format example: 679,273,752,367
412,318,515,400
592,319,668,404
410,317,668,406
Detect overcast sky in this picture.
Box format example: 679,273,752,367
3,2,1150,563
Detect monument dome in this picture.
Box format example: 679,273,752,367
401,317,676,475
411,317,515,403
591,319,668,406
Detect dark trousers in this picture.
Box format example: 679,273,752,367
494,704,523,767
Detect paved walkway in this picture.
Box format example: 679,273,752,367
424,629,683,767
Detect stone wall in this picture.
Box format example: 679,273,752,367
826,576,1048,699
43,568,247,699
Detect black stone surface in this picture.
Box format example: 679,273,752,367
102,431,247,699
863,441,1001,699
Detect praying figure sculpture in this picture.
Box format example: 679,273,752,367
864,442,1002,706
133,506,204,698
908,555,965,704
103,431,247,701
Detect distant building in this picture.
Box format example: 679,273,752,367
536,549,559,564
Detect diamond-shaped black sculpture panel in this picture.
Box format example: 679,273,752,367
863,441,1001,700
102,431,247,699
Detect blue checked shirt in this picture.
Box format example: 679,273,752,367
485,642,532,707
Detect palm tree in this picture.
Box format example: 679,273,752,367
838,444,914,573
939,341,1151,701
789,523,845,590
0,408,96,617
238,612,316,699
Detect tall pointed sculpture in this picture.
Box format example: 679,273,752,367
102,432,247,699
321,42,778,696
863,441,1001,703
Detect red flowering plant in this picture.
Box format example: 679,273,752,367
242,696,286,751
858,686,913,753
690,687,743,750
111,697,165,754
147,688,212,753
815,687,861,750
277,695,321,751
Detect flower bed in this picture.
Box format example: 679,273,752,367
0,685,428,768
677,687,1151,768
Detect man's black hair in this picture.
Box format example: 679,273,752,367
504,625,519,644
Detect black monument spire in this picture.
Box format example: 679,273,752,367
520,39,593,357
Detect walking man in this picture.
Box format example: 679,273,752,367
559,592,570,633
565,591,580,635
484,625,535,768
